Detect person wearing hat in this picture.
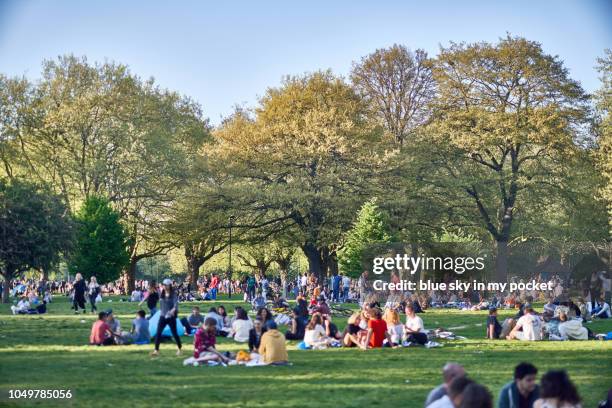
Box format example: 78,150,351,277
151,279,182,356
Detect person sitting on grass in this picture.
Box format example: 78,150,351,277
498,362,540,408
486,307,502,339
384,309,404,346
102,309,119,333
89,311,115,346
427,376,474,408
303,312,334,348
285,308,305,340
193,318,230,365
258,321,289,365
557,312,588,340
256,307,275,331
342,312,367,347
459,383,493,408
313,296,331,317
130,310,151,344
424,363,466,407
507,306,543,341
534,370,582,408
592,295,611,319
204,307,225,335
404,303,428,345
180,306,204,335
364,307,392,349
229,307,253,343
249,318,266,352
252,291,266,310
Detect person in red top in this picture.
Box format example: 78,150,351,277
209,274,219,300
193,318,229,364
89,311,115,345
364,308,392,349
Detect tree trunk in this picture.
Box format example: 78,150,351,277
495,240,509,282
2,277,10,303
125,259,137,294
302,243,323,281
187,256,204,285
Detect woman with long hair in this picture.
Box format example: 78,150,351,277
534,370,582,408
151,279,182,356
88,276,100,313
303,312,333,348
72,273,87,314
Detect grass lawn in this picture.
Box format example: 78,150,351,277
1,295,611,408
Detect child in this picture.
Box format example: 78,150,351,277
486,307,502,339
193,318,230,364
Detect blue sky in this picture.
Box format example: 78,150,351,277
0,0,610,124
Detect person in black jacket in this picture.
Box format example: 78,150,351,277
73,273,87,314
248,318,266,352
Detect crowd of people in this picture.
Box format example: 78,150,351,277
423,361,595,408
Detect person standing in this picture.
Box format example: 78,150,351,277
151,279,182,356
88,276,100,313
139,281,159,318
73,273,87,314
209,273,219,300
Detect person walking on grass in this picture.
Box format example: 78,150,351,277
88,276,100,313
151,279,182,357
73,273,87,314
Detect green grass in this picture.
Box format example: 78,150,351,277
1,296,611,408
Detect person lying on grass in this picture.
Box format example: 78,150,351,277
193,318,230,365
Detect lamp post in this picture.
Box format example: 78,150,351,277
228,215,235,299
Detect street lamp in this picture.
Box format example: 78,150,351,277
228,215,236,299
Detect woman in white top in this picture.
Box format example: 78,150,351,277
383,308,404,346
303,313,332,348
88,276,100,313
230,307,252,342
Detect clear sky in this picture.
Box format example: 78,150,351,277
0,0,610,124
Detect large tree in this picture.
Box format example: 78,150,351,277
211,72,386,279
421,36,590,281
0,56,209,292
351,45,435,146
0,178,74,302
69,195,130,283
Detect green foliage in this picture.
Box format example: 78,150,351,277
0,178,73,301
69,195,129,283
338,199,392,277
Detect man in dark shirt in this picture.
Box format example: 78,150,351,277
498,362,539,408
486,307,502,339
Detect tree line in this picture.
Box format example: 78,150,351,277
1,36,610,301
